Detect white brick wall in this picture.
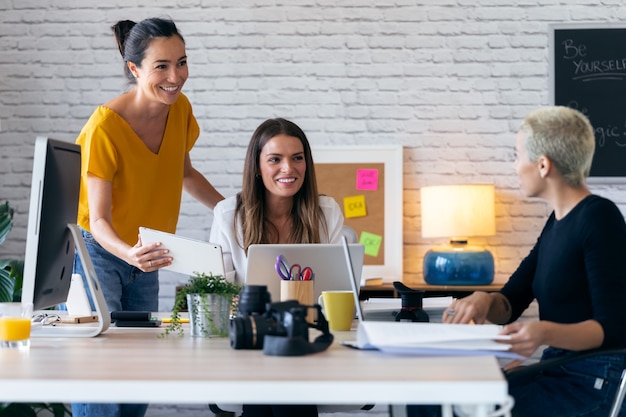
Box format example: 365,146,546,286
2,1,626,311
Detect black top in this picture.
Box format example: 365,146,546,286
501,195,626,349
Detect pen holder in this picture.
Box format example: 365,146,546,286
280,280,315,322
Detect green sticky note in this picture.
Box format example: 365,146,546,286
360,231,382,257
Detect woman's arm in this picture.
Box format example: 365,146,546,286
183,154,224,210
320,196,344,243
502,319,604,359
87,175,168,271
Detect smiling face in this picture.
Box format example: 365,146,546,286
128,36,188,105
259,134,306,201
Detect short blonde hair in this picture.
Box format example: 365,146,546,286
519,106,595,186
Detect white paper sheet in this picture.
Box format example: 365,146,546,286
348,321,524,359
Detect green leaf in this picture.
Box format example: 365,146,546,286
0,259,22,303
0,403,37,417
0,265,15,303
0,202,14,246
0,402,71,416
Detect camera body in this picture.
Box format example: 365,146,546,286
229,285,333,356
230,299,309,349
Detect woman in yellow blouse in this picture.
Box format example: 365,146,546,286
72,17,223,417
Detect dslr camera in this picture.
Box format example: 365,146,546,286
229,285,333,356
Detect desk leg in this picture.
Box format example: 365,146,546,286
443,404,488,417
473,404,490,417
444,398,513,417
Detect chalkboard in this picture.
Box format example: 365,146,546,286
550,24,626,180
312,145,403,283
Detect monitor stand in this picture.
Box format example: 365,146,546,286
31,224,111,337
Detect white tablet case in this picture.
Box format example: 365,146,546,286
139,227,225,277
245,243,365,302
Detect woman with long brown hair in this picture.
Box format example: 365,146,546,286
210,118,343,284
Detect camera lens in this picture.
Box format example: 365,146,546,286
237,285,270,316
230,314,279,350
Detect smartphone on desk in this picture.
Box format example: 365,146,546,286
114,319,162,328
111,311,161,327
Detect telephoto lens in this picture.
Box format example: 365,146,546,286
229,285,273,349
229,312,281,349
237,285,270,315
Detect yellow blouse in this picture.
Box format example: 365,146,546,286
76,93,199,246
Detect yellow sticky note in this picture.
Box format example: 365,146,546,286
360,231,382,257
344,195,367,218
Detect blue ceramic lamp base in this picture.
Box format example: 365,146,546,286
423,246,494,286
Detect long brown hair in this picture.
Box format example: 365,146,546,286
235,118,327,252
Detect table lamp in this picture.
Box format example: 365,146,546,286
420,184,496,285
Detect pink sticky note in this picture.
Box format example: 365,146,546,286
356,169,379,191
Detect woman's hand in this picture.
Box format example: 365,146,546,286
129,234,172,272
499,321,545,359
442,291,492,324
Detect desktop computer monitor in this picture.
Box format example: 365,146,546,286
21,136,110,337
22,137,81,310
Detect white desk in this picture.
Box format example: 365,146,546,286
0,326,508,414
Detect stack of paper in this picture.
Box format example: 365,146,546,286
351,321,523,359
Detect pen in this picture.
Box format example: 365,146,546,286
161,318,190,324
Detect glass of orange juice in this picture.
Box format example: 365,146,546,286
0,302,33,351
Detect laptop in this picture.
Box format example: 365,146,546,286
139,227,225,277
245,243,365,302
341,235,451,322
342,235,370,322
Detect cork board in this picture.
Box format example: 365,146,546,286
312,145,403,282
315,163,385,265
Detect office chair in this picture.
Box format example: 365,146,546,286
341,225,358,243
392,398,514,417
504,347,626,417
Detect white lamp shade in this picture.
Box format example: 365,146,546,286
420,184,495,240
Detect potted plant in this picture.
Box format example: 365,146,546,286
0,201,20,303
161,272,241,338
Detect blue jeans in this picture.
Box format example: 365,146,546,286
72,227,158,417
406,347,626,417
508,347,626,417
73,227,159,312
71,403,149,417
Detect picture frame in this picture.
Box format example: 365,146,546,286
312,145,403,283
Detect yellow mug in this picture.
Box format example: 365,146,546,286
318,291,355,331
